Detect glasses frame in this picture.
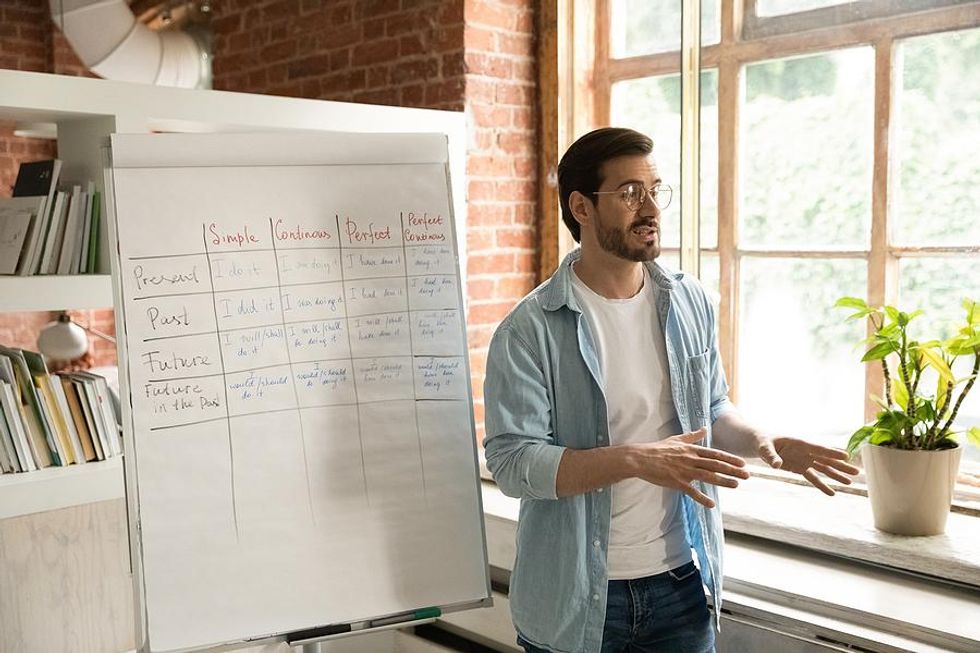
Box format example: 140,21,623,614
592,182,673,211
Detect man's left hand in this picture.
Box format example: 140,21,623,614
757,437,860,496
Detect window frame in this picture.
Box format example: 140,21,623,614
553,0,980,492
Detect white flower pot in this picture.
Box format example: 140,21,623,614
862,444,962,536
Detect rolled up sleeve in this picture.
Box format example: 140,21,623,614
483,324,565,500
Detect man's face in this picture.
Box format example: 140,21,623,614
589,154,662,262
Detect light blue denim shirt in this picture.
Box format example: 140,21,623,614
483,250,734,653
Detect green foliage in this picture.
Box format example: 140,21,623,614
838,297,980,457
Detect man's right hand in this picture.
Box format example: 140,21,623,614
627,428,749,508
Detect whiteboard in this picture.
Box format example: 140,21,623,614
106,131,490,652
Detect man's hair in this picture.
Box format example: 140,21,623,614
557,127,653,243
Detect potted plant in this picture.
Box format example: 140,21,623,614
835,296,980,536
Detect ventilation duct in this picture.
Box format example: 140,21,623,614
49,0,209,88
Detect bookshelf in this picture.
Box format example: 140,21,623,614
0,456,123,519
0,68,468,510
0,274,113,311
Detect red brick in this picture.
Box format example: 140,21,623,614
262,39,298,62
399,34,425,56
287,53,330,79
466,227,496,251
467,278,495,300
391,58,438,85
495,274,536,299
467,179,495,202
400,84,424,106
465,52,512,78
495,180,535,202
466,325,496,350
467,204,512,226
495,81,534,105
464,26,495,52
496,227,534,249
468,301,515,325
423,78,465,105
467,0,511,29
496,32,533,57
469,252,515,275
353,37,399,65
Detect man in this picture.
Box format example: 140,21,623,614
483,127,859,653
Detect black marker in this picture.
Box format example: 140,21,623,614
286,622,351,643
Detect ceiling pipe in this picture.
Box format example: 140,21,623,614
49,0,209,88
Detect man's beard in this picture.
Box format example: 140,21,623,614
595,215,660,262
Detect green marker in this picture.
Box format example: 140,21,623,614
369,606,441,628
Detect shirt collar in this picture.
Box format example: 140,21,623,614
541,248,679,312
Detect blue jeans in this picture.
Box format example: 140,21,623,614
518,561,715,653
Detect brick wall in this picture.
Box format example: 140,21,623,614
462,0,538,434
211,0,466,111
1,0,540,436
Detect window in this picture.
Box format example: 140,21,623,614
565,0,980,490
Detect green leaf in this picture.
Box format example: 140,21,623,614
862,341,897,362
968,426,980,448
870,429,894,446
846,426,873,457
936,375,949,413
963,298,980,326
869,394,891,410
918,347,955,386
845,308,875,321
892,371,909,411
835,297,869,311
884,306,900,324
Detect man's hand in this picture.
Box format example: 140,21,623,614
756,436,860,496
629,428,750,509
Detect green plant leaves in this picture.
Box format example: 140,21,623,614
968,426,980,448
862,341,897,362
846,426,873,457
834,295,980,453
918,346,954,386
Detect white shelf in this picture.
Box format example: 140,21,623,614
0,456,124,519
0,274,113,311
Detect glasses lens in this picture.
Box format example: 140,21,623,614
621,183,642,210
656,184,672,210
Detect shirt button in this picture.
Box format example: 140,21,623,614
592,593,599,601
597,487,604,493
593,539,600,547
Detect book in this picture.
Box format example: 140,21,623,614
32,374,72,465
50,374,85,464
67,371,120,457
0,197,44,275
62,376,96,461
0,401,16,473
71,377,104,461
12,159,60,198
0,348,56,467
85,191,100,273
0,381,36,471
20,195,50,275
37,190,68,275
57,185,84,275
0,381,34,471
74,182,95,273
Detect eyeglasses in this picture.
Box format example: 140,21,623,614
592,182,672,212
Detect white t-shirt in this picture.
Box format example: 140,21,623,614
570,265,691,580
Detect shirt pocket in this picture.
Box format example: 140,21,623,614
685,349,710,426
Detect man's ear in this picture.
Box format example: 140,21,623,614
568,190,594,230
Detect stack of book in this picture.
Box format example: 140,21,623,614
0,347,121,473
0,159,101,276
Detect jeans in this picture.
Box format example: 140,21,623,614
517,561,715,653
